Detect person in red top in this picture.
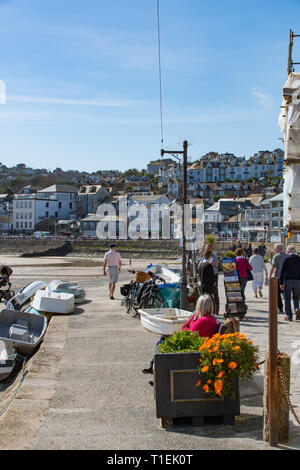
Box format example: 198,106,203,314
235,247,253,295
181,294,219,338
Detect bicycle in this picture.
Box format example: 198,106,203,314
121,278,143,317
138,271,165,310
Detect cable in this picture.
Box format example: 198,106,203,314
156,0,164,145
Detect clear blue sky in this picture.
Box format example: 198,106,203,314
0,0,299,172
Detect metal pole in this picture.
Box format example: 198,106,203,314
180,140,188,309
269,276,279,447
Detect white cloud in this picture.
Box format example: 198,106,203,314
252,87,273,109
7,94,129,108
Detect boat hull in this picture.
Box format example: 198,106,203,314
138,308,191,336
0,309,47,355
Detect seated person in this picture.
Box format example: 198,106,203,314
142,294,219,376
181,294,219,338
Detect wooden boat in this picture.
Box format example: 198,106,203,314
145,265,181,284
0,309,47,355
138,308,192,336
0,342,17,381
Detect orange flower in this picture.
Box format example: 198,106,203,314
228,361,237,369
207,379,211,384
232,346,240,351
211,345,219,352
203,384,209,393
196,380,201,387
214,379,223,396
201,365,209,373
213,358,224,365
217,371,225,378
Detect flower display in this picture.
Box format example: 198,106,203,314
197,332,259,399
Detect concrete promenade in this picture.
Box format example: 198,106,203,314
0,255,300,450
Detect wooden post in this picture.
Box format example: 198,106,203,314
263,352,290,443
268,277,279,446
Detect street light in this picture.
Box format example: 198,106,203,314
161,140,188,309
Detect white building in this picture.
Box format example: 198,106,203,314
13,194,59,231
37,184,78,220
12,184,79,232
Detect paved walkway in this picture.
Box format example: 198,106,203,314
0,256,300,450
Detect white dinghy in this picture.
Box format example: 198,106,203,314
138,308,192,336
6,281,47,311
0,341,17,381
145,265,181,284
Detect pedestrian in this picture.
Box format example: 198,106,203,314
197,249,217,313
279,245,300,321
258,240,266,258
235,247,253,295
249,247,268,298
198,243,219,315
269,243,286,314
247,243,253,258
103,243,122,300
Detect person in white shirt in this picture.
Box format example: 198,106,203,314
249,247,268,298
103,244,122,299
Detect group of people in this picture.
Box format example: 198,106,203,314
197,240,300,322
103,240,300,323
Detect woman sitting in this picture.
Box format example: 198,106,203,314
181,294,219,338
142,295,219,376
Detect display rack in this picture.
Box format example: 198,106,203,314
221,258,247,320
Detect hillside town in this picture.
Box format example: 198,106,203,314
0,148,284,242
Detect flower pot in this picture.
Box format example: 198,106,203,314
154,351,240,425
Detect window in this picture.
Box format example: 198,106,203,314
45,211,49,218
16,222,19,228
16,201,19,209
29,222,32,228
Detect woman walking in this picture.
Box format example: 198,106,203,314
235,247,253,295
249,247,268,298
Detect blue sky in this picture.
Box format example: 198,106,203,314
0,0,299,172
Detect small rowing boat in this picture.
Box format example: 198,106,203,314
138,307,191,336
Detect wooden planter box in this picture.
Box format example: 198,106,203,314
154,351,240,426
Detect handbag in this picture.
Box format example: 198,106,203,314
247,269,253,281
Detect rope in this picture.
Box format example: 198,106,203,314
156,0,164,145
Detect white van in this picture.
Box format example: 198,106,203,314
33,231,51,239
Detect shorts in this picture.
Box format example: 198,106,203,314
107,266,119,283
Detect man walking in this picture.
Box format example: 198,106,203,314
103,243,122,300
269,243,286,314
198,243,219,315
279,245,300,321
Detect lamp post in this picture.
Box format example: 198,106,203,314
161,140,188,309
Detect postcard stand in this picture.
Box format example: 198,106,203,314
221,258,247,320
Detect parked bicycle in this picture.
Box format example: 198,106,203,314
137,271,165,311
121,270,165,318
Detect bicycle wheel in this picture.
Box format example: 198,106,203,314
130,286,140,317
139,291,164,310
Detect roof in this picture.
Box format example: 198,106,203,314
130,194,169,202
38,184,78,193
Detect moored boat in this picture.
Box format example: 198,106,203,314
138,307,192,336
145,265,181,284
0,341,17,381
0,309,47,355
